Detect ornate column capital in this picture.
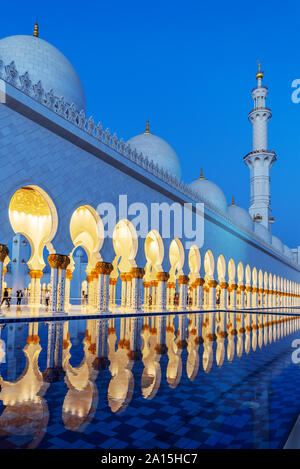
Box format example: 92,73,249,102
29,270,43,279
219,282,228,289
0,245,9,263
195,277,205,287
178,275,189,285
208,280,218,288
156,272,170,282
91,269,98,279
66,269,73,280
96,261,113,275
130,267,145,279
48,254,70,269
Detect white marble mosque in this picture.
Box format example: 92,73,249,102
0,23,299,315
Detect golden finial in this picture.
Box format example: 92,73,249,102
33,20,39,37
145,120,150,134
232,196,235,205
256,60,264,80
200,168,203,179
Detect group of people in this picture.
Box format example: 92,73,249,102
1,288,23,307
0,288,51,309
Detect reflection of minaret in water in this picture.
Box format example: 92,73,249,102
244,62,277,231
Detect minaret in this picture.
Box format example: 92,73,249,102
244,62,276,231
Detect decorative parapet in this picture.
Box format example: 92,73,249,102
0,59,298,267
0,60,200,199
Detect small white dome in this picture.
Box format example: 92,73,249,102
228,201,253,231
0,34,86,111
127,124,181,179
187,174,227,214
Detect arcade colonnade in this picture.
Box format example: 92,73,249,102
0,185,299,313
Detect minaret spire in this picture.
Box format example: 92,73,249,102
244,63,277,231
33,20,39,37
145,120,150,134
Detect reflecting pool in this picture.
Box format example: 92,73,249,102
0,311,299,449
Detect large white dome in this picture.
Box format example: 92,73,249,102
127,126,181,179
228,201,253,231
0,34,86,111
187,174,227,214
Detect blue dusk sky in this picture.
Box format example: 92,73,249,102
0,0,299,247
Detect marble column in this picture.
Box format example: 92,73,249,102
57,255,70,313
29,270,43,306
178,275,189,310
65,269,72,311
109,278,117,308
96,262,113,312
167,282,175,309
246,286,252,309
238,285,245,309
0,245,9,306
48,254,63,312
219,282,228,309
120,273,127,308
143,281,150,309
151,280,158,310
126,273,133,309
208,280,218,309
130,267,145,311
86,274,94,310
156,272,170,312
91,269,98,310
228,283,237,309
252,287,258,308
195,278,204,309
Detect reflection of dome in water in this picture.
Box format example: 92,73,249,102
127,121,181,179
0,28,86,111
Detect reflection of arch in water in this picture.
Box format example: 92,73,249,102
203,341,213,373
141,360,161,400
0,342,49,449
186,338,200,381
216,339,225,367
108,368,134,414
108,346,134,414
62,381,99,432
62,342,99,432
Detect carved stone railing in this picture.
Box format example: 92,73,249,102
0,59,298,267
